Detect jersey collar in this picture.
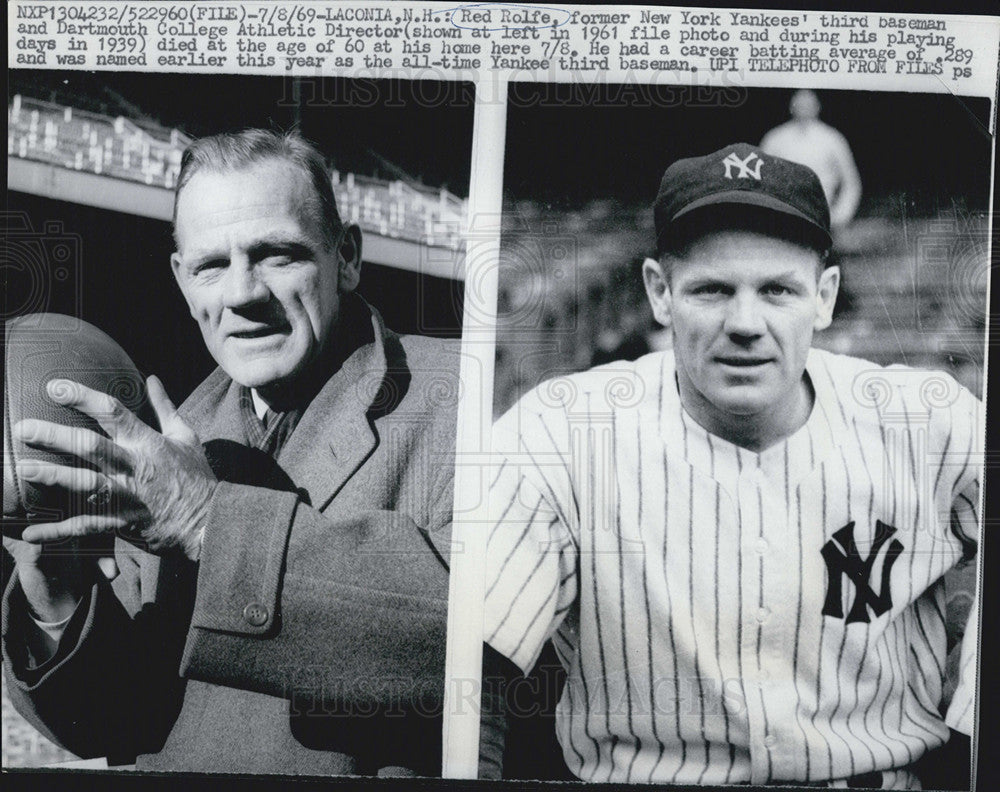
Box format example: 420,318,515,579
652,348,848,486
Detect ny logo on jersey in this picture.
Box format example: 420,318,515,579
722,151,764,180
821,521,904,623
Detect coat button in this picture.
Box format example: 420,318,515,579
243,602,269,626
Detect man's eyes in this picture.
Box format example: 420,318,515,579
690,283,730,296
259,253,295,267
686,283,800,297
192,259,227,275
189,248,307,274
255,243,313,265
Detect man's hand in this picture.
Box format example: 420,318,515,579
12,375,217,562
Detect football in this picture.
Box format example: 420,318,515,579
3,313,159,537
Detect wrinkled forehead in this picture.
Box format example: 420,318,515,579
174,161,324,252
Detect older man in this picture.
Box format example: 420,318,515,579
484,143,979,787
3,130,459,776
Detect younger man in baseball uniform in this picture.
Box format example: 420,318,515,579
484,143,980,787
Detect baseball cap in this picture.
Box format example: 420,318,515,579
654,142,832,256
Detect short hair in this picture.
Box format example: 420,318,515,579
173,129,342,249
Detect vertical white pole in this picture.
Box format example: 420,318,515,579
441,77,508,778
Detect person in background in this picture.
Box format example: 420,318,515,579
761,89,862,229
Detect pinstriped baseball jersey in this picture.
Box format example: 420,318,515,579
485,348,981,786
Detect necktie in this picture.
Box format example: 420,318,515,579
258,408,304,458
262,408,279,431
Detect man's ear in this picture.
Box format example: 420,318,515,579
336,224,363,293
642,256,672,328
170,252,198,319
814,265,841,331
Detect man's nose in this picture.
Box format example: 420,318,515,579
723,293,766,339
223,261,269,309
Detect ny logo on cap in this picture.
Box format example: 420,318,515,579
723,151,764,180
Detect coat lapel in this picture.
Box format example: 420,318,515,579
203,386,249,444
276,303,386,512
185,297,393,514
180,368,248,447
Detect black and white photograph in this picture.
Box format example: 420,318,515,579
481,83,991,788
4,2,1000,791
4,71,473,777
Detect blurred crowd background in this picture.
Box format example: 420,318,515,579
8,92,467,250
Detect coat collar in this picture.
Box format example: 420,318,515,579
189,295,402,512
277,296,385,511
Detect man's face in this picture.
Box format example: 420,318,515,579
171,159,355,395
646,229,839,426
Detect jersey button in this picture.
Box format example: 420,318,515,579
763,734,777,749
755,537,769,554
756,607,770,624
243,602,269,626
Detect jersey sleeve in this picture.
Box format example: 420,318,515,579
944,470,980,735
484,394,579,675
944,578,977,735
942,386,983,735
